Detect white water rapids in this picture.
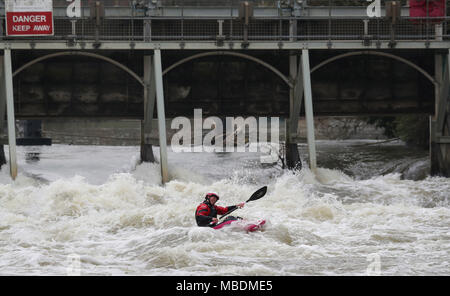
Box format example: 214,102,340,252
0,141,449,275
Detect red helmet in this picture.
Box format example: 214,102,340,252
205,193,219,201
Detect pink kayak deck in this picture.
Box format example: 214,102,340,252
213,219,266,232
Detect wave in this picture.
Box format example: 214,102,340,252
0,144,449,275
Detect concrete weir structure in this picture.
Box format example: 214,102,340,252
0,0,450,182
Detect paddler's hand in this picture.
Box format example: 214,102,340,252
237,202,245,208
211,218,219,224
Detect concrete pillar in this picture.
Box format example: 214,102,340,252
431,52,442,175
141,55,156,163
154,50,169,184
0,56,6,167
286,53,302,170
3,50,18,179
301,49,317,172
430,120,440,175
431,49,450,176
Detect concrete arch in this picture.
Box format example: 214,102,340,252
162,51,293,88
310,50,438,87
13,51,145,87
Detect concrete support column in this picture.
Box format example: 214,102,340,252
301,49,317,172
0,56,6,167
141,55,156,163
286,53,302,170
2,50,18,179
431,49,450,176
430,119,440,175
431,52,442,175
154,50,169,184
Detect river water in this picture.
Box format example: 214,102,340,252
0,140,449,275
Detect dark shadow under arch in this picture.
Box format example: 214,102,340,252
13,51,145,87
310,51,437,87
162,51,293,88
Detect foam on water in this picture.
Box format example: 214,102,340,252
0,144,449,275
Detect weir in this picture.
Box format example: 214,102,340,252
0,0,450,182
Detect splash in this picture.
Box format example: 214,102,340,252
0,144,449,275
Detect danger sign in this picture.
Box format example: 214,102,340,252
5,0,54,36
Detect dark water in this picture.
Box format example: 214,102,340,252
303,140,430,180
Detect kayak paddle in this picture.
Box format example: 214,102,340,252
219,186,267,220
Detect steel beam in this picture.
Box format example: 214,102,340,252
3,50,17,180
301,49,317,172
0,58,5,131
0,57,6,167
431,48,450,176
0,5,409,18
289,54,303,140
153,49,169,184
436,136,450,144
2,41,450,51
141,55,156,163
303,6,410,17
286,54,302,170
437,49,450,133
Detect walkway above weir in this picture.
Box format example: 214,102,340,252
0,0,449,181
0,1,449,50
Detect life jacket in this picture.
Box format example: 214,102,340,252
195,200,235,227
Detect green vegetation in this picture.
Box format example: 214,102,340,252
366,115,430,149
394,114,429,148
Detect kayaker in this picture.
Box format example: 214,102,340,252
195,193,245,227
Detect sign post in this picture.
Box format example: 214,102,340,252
5,0,54,36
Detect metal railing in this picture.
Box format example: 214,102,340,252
1,16,446,42
0,0,448,43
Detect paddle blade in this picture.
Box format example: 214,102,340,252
246,186,267,202
219,186,267,221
